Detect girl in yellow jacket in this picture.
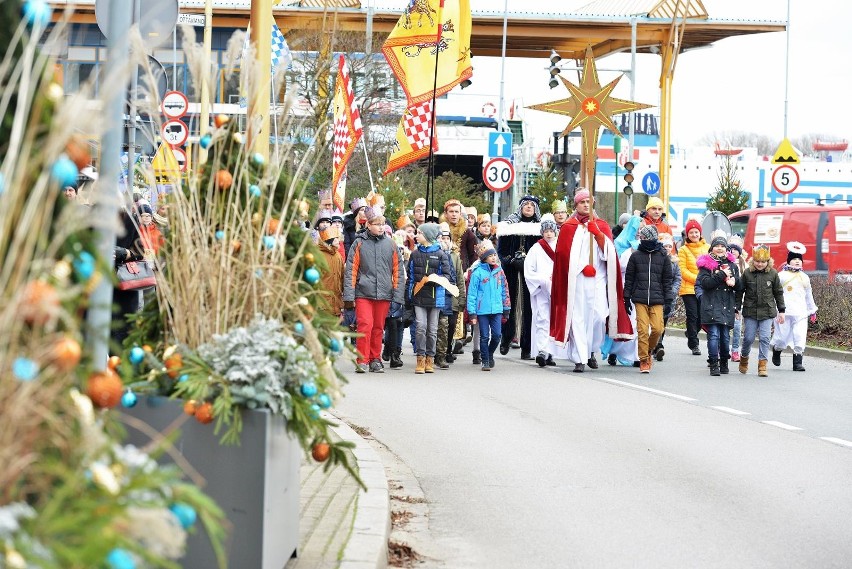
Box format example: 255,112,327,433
678,219,709,355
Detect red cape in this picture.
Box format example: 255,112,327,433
549,217,633,344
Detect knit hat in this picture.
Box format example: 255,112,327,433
443,198,462,212
645,197,665,211
727,243,743,255
684,219,702,235
574,188,590,204
787,241,806,263
658,232,674,246
477,213,492,226
413,197,427,209
465,206,478,219
438,222,451,237
315,209,334,227
540,213,558,235
137,203,153,216
518,195,540,207
552,200,568,213
418,222,440,243
364,206,382,223
710,235,728,249
638,224,658,241
478,239,497,262
618,212,631,226
331,209,344,223
396,214,414,230
752,245,771,262
350,197,368,212
319,226,341,242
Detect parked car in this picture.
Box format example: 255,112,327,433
728,204,852,280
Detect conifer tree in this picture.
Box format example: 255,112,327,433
706,154,749,215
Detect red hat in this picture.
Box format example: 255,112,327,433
684,219,702,235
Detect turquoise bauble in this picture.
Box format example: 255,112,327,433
309,403,321,419
251,152,266,166
106,548,136,569
178,374,189,383
128,346,145,364
215,230,225,240
318,393,332,409
199,134,212,149
169,502,198,529
51,155,78,187
294,322,304,334
121,391,138,408
22,0,51,28
72,251,95,281
329,338,341,353
304,267,321,284
300,382,318,397
249,184,261,197
12,357,39,381
262,236,276,249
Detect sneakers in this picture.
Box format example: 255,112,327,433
369,359,384,373
499,344,510,355
355,362,368,374
510,338,521,349
655,347,665,362
536,351,547,367
731,351,740,362
639,360,651,373
691,347,702,356
573,363,585,373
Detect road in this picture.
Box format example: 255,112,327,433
336,333,852,569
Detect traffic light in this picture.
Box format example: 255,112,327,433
548,49,561,88
623,160,635,196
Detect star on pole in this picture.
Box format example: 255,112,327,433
528,47,653,192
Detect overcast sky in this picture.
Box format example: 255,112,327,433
373,0,852,150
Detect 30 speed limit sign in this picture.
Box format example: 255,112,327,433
771,165,800,195
483,157,515,192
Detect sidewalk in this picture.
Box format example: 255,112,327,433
286,414,390,569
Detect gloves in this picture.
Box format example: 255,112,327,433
809,313,817,324
343,300,355,310
588,221,603,237
501,310,510,324
623,299,632,316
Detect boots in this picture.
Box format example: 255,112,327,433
424,356,435,373
709,358,720,376
719,358,729,375
758,359,768,377
738,355,750,374
381,343,391,362
792,353,806,371
472,350,481,365
415,355,426,374
390,348,403,369
772,347,782,367
434,355,449,370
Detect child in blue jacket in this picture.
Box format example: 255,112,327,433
466,241,511,371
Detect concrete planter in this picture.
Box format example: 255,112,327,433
125,397,300,569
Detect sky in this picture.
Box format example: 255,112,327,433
373,0,852,150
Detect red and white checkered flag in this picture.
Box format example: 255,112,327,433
331,54,363,211
385,100,438,174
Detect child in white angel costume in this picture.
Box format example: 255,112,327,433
770,242,817,371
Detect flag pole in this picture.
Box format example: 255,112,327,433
424,3,444,218
359,127,375,193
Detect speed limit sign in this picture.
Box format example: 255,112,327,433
771,165,799,195
483,157,515,192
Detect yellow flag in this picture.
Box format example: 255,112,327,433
381,0,473,106
385,100,439,174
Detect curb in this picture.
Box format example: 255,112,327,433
665,326,852,364
328,416,390,569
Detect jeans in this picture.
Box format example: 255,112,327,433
477,313,502,364
354,299,390,364
682,294,701,349
705,323,731,361
414,306,440,356
741,317,773,361
731,316,743,352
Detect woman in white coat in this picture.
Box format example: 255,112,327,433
524,215,568,366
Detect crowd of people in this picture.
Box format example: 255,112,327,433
322,189,819,376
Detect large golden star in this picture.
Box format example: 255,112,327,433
528,47,653,191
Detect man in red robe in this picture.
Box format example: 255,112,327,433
549,189,633,372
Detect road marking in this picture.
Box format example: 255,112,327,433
711,406,751,416
596,378,697,402
819,437,852,448
761,420,804,431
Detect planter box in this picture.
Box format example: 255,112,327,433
125,397,300,569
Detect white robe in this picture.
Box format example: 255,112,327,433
524,238,571,358
562,224,610,363
771,269,818,353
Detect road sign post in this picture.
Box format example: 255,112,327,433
483,157,515,193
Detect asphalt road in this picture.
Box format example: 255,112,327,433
336,333,852,569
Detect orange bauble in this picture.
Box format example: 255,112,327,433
215,170,233,190
142,345,153,353
230,240,242,254
183,400,198,415
107,356,121,370
20,280,60,326
213,114,230,128
52,336,82,371
266,218,280,235
86,371,123,408
195,402,215,424
311,443,331,462
164,353,183,378
65,136,92,170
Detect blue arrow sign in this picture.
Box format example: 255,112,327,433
488,131,513,159
642,171,661,196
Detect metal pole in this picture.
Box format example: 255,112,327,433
199,0,212,163
628,16,637,214
126,0,141,193
87,0,133,368
172,24,177,89
494,0,508,218
783,0,791,139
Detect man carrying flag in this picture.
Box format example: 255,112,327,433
331,54,363,211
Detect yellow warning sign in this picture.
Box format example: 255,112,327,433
772,138,800,164
151,143,181,183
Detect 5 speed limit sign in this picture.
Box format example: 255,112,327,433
771,165,800,195
483,157,515,192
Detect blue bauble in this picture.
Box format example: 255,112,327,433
304,267,321,285
121,391,138,408
22,0,51,29
178,374,189,383
318,393,332,409
249,184,261,197
128,346,145,364
12,357,39,381
199,134,213,149
215,230,225,240
300,382,318,398
294,322,304,334
170,502,197,529
329,338,341,353
0,172,5,194
251,152,266,166
72,251,95,281
309,403,321,419
51,155,78,187
262,236,276,249
106,548,136,569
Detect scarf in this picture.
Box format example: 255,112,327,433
537,238,556,261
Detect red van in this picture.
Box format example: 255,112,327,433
728,205,852,280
